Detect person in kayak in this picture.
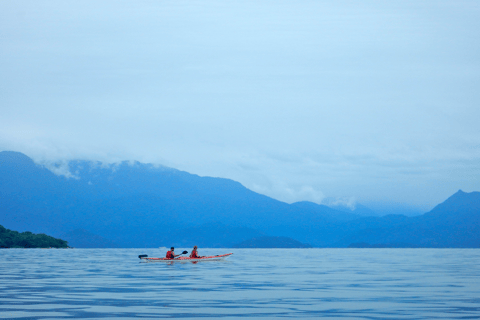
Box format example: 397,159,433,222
190,246,202,258
166,247,180,259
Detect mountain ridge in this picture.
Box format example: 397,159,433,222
1,151,479,248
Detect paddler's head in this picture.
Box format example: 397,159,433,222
194,246,197,249
171,247,174,251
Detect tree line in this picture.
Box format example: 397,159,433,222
0,225,68,248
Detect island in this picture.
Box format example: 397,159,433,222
0,225,68,248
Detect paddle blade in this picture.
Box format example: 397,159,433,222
138,254,148,259
182,251,188,254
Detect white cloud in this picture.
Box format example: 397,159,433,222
37,160,79,179
250,179,325,205
323,197,357,211
1,0,479,209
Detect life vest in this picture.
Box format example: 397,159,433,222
190,250,199,258
166,251,174,259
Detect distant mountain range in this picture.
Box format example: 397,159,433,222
233,236,312,248
1,151,479,248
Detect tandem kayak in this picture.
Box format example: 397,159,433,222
139,253,233,262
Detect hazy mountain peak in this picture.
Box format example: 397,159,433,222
444,190,479,204
426,190,480,219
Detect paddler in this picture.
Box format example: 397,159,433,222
166,247,180,259
189,245,202,258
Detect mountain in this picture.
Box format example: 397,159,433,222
335,190,480,248
423,190,480,220
291,201,361,222
233,236,312,248
1,151,346,247
321,197,380,217
60,229,119,248
1,151,479,248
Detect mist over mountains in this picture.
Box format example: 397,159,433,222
1,151,479,248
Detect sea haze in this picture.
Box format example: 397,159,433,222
1,248,479,319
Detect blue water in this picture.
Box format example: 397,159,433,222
1,248,479,319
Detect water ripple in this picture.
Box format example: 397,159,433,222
1,248,479,319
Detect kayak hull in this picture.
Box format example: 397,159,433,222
140,253,233,262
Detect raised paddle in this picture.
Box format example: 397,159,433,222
171,250,188,259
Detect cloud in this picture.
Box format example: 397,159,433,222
1,1,479,209
322,197,357,211
37,160,79,179
250,180,325,205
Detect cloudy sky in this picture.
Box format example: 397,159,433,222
1,0,479,212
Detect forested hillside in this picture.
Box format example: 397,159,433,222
0,225,68,248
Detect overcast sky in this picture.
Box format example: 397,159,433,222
1,0,479,212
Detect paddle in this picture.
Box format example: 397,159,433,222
169,250,189,260
176,250,188,258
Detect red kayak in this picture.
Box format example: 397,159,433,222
139,253,233,262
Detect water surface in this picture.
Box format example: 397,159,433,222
1,248,479,319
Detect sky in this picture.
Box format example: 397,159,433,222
1,0,479,213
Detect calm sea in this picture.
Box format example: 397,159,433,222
1,248,479,319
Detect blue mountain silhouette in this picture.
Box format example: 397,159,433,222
1,151,479,248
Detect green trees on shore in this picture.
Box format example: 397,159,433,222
0,225,68,248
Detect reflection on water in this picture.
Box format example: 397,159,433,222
1,248,479,319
